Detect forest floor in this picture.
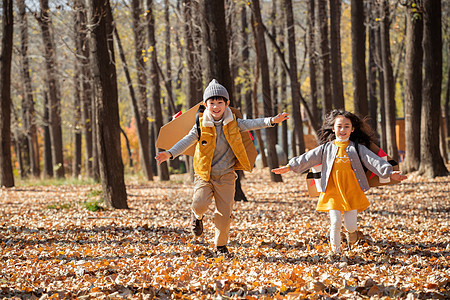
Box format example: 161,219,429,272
0,168,449,299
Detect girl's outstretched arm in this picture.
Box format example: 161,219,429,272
390,171,407,181
271,165,290,174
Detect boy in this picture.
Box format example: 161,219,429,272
155,79,289,255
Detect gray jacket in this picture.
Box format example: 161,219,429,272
168,116,273,177
288,140,393,192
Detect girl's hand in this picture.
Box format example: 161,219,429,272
390,171,407,181
155,151,171,165
271,112,290,124
271,165,290,174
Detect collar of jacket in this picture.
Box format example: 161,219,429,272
202,107,233,127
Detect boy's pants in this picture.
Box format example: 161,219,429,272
192,172,236,247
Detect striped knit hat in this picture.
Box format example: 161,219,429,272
203,79,229,102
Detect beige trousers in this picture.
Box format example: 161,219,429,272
192,172,236,247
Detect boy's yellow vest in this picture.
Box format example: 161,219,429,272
194,112,251,181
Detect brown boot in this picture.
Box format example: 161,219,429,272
346,231,358,246
191,214,203,237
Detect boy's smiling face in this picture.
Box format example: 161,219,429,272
204,97,230,121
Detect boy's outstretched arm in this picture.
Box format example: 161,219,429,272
271,112,289,124
155,151,172,165
271,165,290,174
390,171,407,181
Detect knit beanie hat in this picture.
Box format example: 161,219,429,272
203,79,229,102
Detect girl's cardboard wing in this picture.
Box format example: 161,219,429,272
365,142,400,187
156,104,258,168
305,142,400,197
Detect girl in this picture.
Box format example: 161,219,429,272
272,110,407,256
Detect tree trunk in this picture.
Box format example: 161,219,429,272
147,0,170,181
241,4,253,119
308,0,319,127
279,2,288,156
164,0,175,119
252,0,281,182
351,0,368,116
39,0,65,178
271,0,279,144
419,0,448,177
42,93,53,178
379,0,399,162
73,49,82,178
18,0,40,178
329,0,345,110
130,0,153,181
0,0,15,187
318,0,332,115
73,4,85,178
367,2,378,132
89,0,128,208
184,0,199,109
73,0,94,178
445,66,450,156
285,0,305,155
403,1,423,173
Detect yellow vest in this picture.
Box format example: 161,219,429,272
194,113,251,181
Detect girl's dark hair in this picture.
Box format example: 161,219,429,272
317,109,377,146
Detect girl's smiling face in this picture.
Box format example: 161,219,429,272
204,97,230,121
333,115,354,140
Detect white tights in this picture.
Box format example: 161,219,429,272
329,209,357,254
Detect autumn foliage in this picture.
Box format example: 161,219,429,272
0,169,448,299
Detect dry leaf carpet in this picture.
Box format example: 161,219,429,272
0,169,449,299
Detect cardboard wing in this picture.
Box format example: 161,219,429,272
365,142,400,187
156,103,201,156
156,104,258,168
305,142,400,197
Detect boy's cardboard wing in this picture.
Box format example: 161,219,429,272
156,103,201,156
305,142,400,197
156,104,258,168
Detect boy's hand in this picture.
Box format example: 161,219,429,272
390,171,407,181
155,151,171,165
271,165,290,174
271,112,290,124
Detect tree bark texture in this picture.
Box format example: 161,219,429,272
39,0,65,178
367,3,378,132
329,0,345,110
89,0,128,208
403,1,423,173
380,0,399,162
18,0,40,178
318,0,332,115
0,0,15,187
419,0,448,177
285,0,305,155
131,0,153,181
252,0,282,182
351,0,368,116
147,0,170,181
308,0,319,126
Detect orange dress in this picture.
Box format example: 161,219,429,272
316,140,370,212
